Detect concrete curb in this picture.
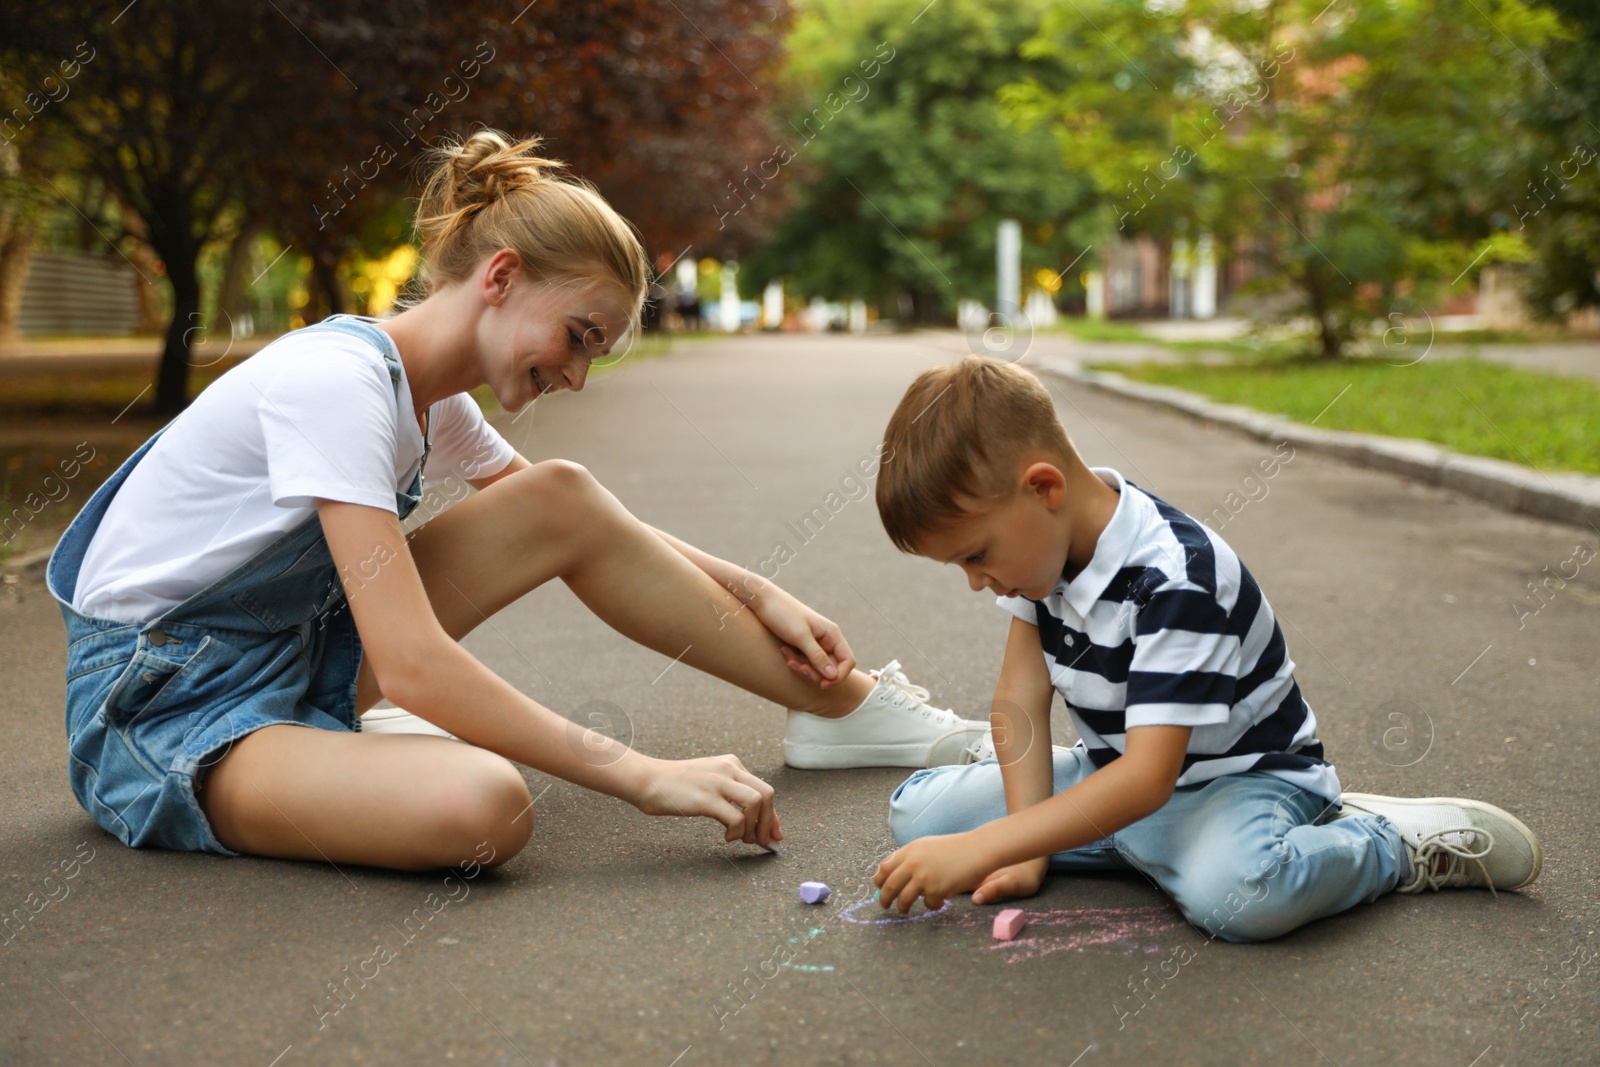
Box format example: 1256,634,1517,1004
1031,356,1600,533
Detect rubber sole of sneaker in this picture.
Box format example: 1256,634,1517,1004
358,707,461,741
782,740,953,770
1338,792,1544,890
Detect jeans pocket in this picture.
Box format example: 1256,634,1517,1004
101,636,223,726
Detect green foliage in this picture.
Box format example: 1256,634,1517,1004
740,0,1096,317
1004,0,1562,356
1516,1,1600,318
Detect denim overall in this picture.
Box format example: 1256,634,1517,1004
46,315,431,856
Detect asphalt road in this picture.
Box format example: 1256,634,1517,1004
2,330,1596,1066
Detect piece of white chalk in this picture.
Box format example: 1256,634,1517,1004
799,881,832,904
992,908,1026,940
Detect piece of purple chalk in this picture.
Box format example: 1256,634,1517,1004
992,908,1026,941
799,881,832,905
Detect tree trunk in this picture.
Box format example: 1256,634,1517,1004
909,286,945,325
117,210,168,335
154,251,201,415
310,252,344,323
1303,270,1342,359
0,213,39,348
0,140,39,347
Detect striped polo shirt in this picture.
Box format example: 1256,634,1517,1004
996,467,1341,801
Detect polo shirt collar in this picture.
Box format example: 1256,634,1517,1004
1058,467,1138,619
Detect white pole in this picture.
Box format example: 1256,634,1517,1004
848,298,868,333
807,296,828,332
996,219,1021,317
1193,233,1217,320
1170,236,1190,320
762,279,784,330
720,262,741,332
1085,271,1106,319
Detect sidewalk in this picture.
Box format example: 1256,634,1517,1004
3,331,1594,1067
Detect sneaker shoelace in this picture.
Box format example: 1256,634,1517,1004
964,734,995,762
877,664,959,727
1406,825,1496,896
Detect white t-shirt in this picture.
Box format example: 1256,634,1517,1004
71,323,517,624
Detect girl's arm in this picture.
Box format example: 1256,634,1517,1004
472,456,852,686
647,524,767,605
319,497,781,847
647,523,857,688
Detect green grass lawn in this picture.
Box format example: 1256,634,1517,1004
1101,356,1600,475
1053,318,1156,344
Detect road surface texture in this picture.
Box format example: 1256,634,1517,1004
2,331,1595,1066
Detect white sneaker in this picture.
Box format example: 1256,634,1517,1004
1337,792,1542,894
960,732,1072,765
358,704,462,742
782,660,989,769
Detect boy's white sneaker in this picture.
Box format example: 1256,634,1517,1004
782,660,990,769
1337,792,1542,894
960,732,1072,765
358,704,461,742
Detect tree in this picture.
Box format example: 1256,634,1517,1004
1516,0,1600,320
4,2,790,412
1002,0,1561,357
452,0,792,260
0,2,429,412
740,0,1094,321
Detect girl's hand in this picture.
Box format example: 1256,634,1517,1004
746,587,857,689
630,754,783,848
971,856,1049,905
873,832,993,913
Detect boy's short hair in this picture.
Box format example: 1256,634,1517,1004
875,356,1077,553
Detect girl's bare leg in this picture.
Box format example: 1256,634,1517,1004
203,460,874,871
201,727,534,871
353,459,877,717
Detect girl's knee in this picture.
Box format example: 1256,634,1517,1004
512,460,598,518
435,752,533,867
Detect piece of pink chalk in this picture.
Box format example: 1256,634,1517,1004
992,908,1027,940
799,881,832,904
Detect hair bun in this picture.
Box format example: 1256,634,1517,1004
423,129,570,226
407,125,651,338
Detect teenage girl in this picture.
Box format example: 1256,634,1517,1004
47,130,988,873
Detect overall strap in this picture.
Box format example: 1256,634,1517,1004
304,314,433,458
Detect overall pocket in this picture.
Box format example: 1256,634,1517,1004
232,535,346,633
100,636,224,727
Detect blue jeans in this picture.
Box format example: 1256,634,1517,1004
46,316,422,856
887,748,1406,943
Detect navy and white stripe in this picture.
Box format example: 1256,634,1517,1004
996,467,1340,801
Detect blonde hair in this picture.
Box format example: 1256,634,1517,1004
875,357,1078,553
412,129,650,335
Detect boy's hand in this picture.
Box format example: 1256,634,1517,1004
972,856,1049,905
873,832,993,913
631,754,783,848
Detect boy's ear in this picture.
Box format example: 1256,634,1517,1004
1021,461,1067,509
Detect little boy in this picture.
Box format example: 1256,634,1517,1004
869,356,1541,942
